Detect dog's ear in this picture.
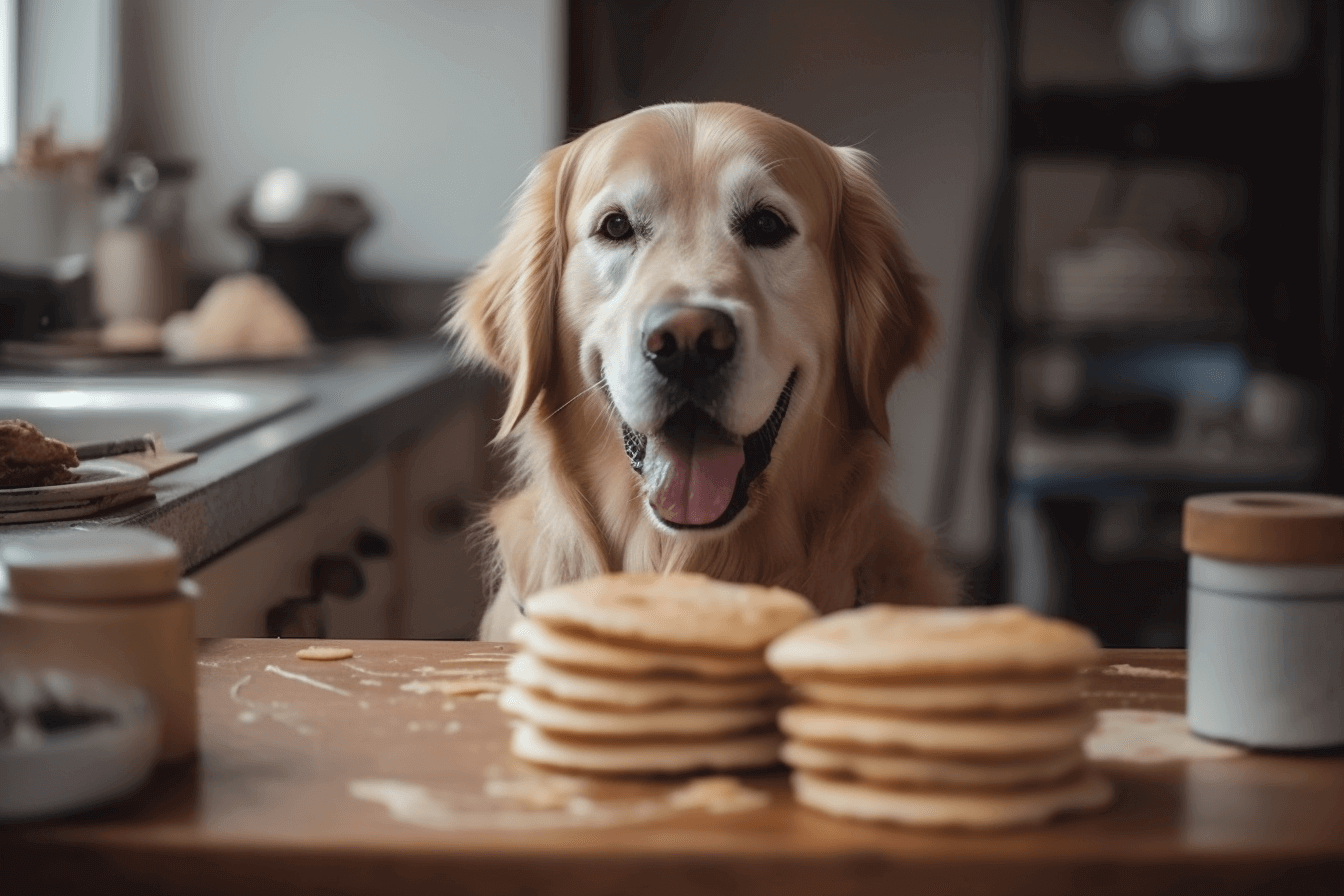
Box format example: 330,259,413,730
832,146,935,439
447,144,570,441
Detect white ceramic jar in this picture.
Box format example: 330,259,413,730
0,528,199,761
1184,492,1344,750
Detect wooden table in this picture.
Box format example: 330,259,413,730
4,641,1343,895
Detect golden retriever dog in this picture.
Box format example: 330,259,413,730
449,102,958,640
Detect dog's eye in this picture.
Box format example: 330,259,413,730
739,209,793,248
599,212,634,242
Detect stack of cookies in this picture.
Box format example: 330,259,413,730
766,604,1112,829
503,572,816,775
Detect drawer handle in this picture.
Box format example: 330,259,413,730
427,497,471,534
312,554,365,598
354,528,392,558
264,553,370,637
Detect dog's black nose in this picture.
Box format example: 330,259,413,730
642,304,737,384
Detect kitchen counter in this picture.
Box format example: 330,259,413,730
4,642,1342,895
0,340,490,571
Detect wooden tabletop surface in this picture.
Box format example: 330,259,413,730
4,640,1343,896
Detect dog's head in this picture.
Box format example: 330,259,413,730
450,102,932,533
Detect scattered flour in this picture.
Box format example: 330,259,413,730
400,679,504,697
484,774,586,809
344,663,411,679
1101,664,1186,681
350,778,673,830
1085,709,1244,763
667,776,771,814
228,674,317,737
265,664,353,697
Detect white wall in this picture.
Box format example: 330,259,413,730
119,0,564,276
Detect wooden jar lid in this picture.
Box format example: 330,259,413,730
1183,492,1344,564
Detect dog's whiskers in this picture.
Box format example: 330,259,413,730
810,406,844,434
542,380,606,423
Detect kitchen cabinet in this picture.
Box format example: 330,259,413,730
191,401,493,640
396,397,496,640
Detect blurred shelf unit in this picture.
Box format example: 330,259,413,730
980,0,1342,647
1012,77,1322,161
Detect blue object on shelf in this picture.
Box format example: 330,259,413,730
1088,343,1248,407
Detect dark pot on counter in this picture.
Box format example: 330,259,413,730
231,188,390,341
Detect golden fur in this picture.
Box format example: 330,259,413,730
449,102,958,640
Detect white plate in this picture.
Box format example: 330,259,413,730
0,459,150,511
0,486,153,524
0,670,161,822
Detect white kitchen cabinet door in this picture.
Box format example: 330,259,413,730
395,403,492,640
190,456,395,639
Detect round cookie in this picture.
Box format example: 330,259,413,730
511,723,782,774
524,572,816,652
792,770,1113,829
295,646,354,661
500,686,776,739
778,703,1096,758
511,620,769,680
766,605,1101,680
793,676,1082,715
507,652,783,709
781,740,1085,789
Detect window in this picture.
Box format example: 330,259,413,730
0,0,16,164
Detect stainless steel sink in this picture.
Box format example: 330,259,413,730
0,378,312,451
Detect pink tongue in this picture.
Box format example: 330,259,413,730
650,436,744,526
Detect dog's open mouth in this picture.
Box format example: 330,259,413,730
621,371,796,529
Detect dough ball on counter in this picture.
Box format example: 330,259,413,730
162,273,313,361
